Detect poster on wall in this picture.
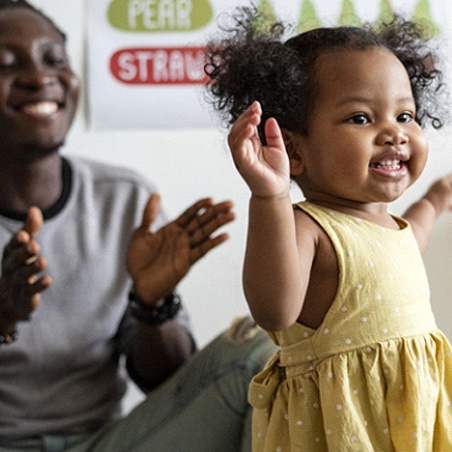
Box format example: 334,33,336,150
86,0,446,131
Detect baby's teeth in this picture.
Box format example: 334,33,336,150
380,159,400,168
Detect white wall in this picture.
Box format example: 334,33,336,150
35,0,452,355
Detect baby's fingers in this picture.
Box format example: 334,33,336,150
236,101,262,130
264,117,285,153
228,101,262,149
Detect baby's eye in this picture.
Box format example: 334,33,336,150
397,112,413,123
347,114,369,125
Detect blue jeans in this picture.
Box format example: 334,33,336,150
0,323,276,452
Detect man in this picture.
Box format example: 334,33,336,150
0,2,275,451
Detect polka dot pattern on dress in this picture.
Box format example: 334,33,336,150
250,202,452,452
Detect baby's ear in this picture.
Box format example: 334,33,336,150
281,129,304,176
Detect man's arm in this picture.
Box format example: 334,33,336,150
127,317,194,390
125,194,234,388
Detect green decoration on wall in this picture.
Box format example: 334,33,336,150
253,0,278,33
296,0,322,33
412,0,440,37
338,0,362,27
375,0,394,25
107,0,213,32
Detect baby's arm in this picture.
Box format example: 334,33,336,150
403,174,452,252
228,102,308,331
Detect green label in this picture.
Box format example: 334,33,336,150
107,0,213,32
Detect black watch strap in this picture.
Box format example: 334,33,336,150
128,292,182,326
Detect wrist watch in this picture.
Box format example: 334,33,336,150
128,291,182,326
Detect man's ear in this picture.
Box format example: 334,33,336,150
281,129,305,176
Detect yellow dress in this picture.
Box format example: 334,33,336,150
249,202,452,451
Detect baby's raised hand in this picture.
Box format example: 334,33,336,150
227,101,290,198
424,174,452,215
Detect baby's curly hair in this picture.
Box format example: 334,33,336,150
205,6,448,143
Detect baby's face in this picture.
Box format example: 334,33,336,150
292,47,428,207
0,8,80,161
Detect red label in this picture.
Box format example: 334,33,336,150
110,46,208,85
